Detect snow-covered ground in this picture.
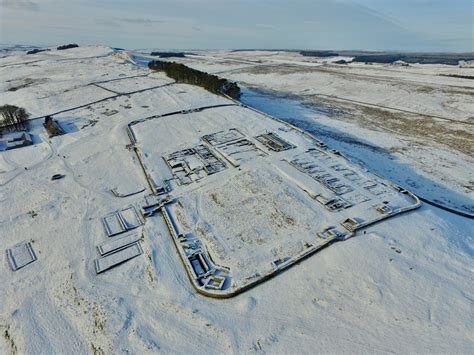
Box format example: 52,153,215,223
131,103,418,294
1,46,473,353
239,87,474,215
167,50,474,215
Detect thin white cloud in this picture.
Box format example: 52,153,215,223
94,18,121,28
118,18,163,25
256,24,277,30
1,0,39,11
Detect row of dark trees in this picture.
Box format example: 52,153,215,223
148,60,241,100
27,44,79,54
352,54,474,65
0,105,29,131
27,48,50,55
300,51,339,57
150,52,190,58
57,44,79,50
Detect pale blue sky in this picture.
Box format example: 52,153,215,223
1,0,472,51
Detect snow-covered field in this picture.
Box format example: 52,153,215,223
1,46,473,353
167,50,474,215
131,103,418,294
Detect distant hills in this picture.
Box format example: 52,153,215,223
234,49,474,65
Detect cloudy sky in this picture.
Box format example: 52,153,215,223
0,0,472,51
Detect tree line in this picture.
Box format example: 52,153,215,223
148,60,241,100
57,44,79,50
150,52,192,58
0,105,29,131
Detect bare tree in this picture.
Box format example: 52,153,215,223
14,107,29,130
0,105,29,131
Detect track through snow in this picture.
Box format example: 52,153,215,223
19,291,88,353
